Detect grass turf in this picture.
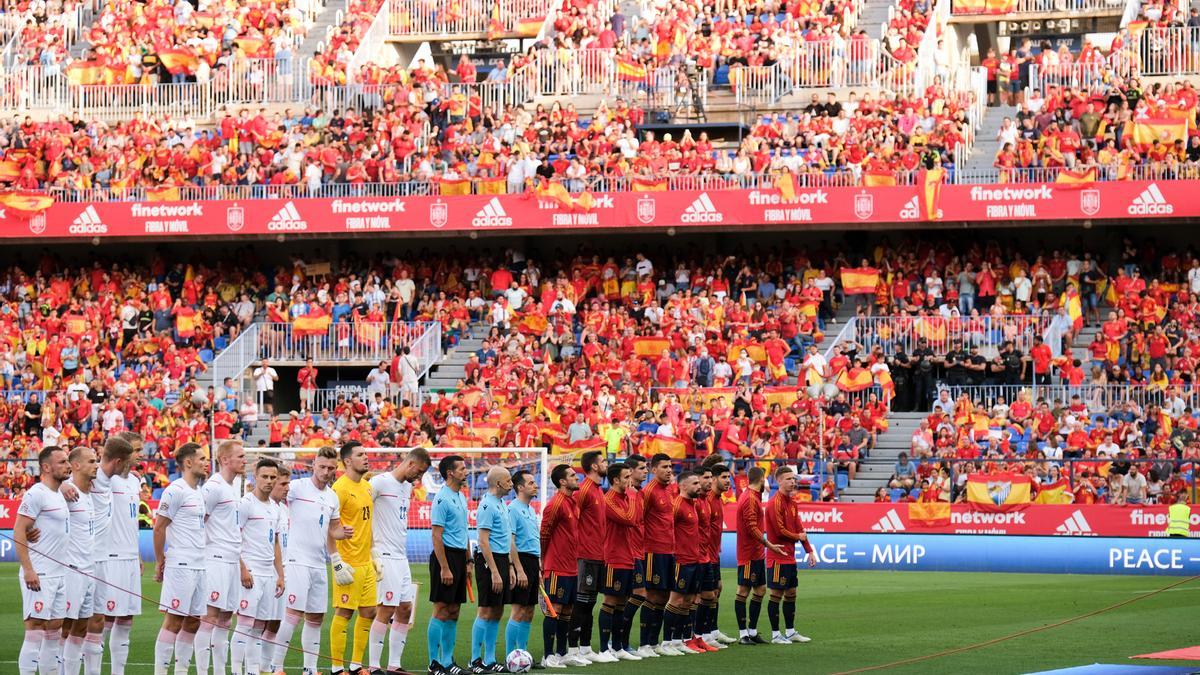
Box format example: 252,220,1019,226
1,563,1197,674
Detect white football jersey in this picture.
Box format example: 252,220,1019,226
157,478,206,567
202,473,242,560
285,477,339,569
17,482,70,577
90,467,113,563
107,472,142,560
62,480,95,571
273,498,290,555
239,493,280,575
369,472,412,558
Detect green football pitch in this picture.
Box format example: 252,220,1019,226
2,563,1198,674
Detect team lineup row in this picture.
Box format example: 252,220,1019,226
12,437,817,675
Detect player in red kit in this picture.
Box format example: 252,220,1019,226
735,466,784,644
702,461,737,646
599,462,642,662
571,450,615,663
540,464,588,668
662,471,704,656
687,467,720,653
620,455,656,660
638,454,677,657
765,466,816,645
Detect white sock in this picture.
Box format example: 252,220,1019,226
110,620,132,675
81,635,103,675
211,625,230,674
387,622,409,669
19,629,44,675
173,631,195,675
62,635,83,675
230,618,250,675
368,620,387,669
272,616,300,672
245,624,265,675
154,628,175,675
301,622,321,672
260,630,277,672
194,624,212,674
39,630,61,675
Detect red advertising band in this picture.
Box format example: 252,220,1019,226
6,180,1188,239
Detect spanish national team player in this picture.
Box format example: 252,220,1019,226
765,466,817,645
688,466,721,652
428,455,470,675
571,451,615,663
539,464,584,669
620,455,652,660
599,461,641,662
638,453,676,657
331,441,379,675
734,466,783,645
703,461,737,646
662,471,703,656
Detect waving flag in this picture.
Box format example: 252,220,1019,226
775,172,800,202
515,16,544,36
1055,167,1096,186
146,186,181,202
917,168,944,221
1034,479,1072,504
908,502,952,527
158,48,198,75
1131,119,1188,149
840,267,880,295
551,437,607,457
518,313,549,335
476,176,507,195
643,434,688,459
617,57,647,81
863,169,897,187
0,191,54,218
836,367,873,392
632,176,668,192
727,343,767,363
632,336,671,357
965,472,1032,511
293,314,331,337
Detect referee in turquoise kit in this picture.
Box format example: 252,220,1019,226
428,455,469,675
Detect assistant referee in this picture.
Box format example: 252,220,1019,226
428,455,470,675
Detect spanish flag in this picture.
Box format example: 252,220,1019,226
64,314,87,335
515,16,544,36
1131,119,1188,149
146,186,180,202
468,422,503,442
535,395,560,424
234,36,265,55
438,177,472,196
65,61,101,85
643,434,687,459
762,387,801,409
476,176,507,195
965,472,1032,511
486,1,503,40
518,313,549,335
775,172,799,203
727,343,767,363
445,429,485,448
632,176,668,192
632,336,671,357
536,180,573,208
175,310,198,338
354,321,384,346
0,190,54,219
1061,287,1083,330
863,169,897,187
1054,167,1096,186
0,159,22,181
158,48,198,75
836,367,873,392
907,502,951,527
292,314,331,337
917,168,944,221
551,437,606,457
1033,479,1072,504
840,267,880,295
617,57,647,81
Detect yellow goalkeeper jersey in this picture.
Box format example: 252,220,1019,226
332,474,374,566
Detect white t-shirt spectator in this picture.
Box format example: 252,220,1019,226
253,365,278,393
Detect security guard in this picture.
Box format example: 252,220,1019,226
1167,493,1191,538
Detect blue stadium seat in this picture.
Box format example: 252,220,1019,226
713,65,730,85
890,488,905,502
835,473,848,490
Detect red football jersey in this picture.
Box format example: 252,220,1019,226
736,488,766,564
603,488,638,568
672,495,703,565
628,486,645,558
695,495,712,563
540,491,579,576
765,491,805,565
707,492,724,564
642,479,675,555
576,476,606,562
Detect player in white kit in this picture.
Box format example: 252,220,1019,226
230,458,284,675
93,432,144,675
61,447,100,675
152,443,210,675
272,446,353,675
367,447,433,675
195,440,247,675
261,469,292,674
15,446,72,675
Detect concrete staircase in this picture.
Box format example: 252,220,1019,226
300,0,349,58
423,323,487,391
858,0,895,40
961,104,1017,178
839,411,923,502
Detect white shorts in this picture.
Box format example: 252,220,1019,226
64,569,97,619
204,559,240,612
284,564,328,615
21,571,67,620
237,571,280,619
161,566,206,617
95,558,143,616
376,555,416,606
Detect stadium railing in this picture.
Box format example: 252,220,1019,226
309,385,423,410
953,164,1192,184
854,314,1052,356
386,0,554,37
1025,58,1136,97
1129,26,1200,76
941,383,1200,412
950,0,1127,15
257,320,443,371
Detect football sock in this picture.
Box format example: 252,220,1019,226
172,631,194,675
783,599,797,632
427,617,444,665
768,599,782,633
387,621,409,670
152,629,173,675
749,597,764,633
439,618,457,665
598,604,614,651
301,621,321,672
110,619,132,675
330,613,350,670
62,634,84,675
483,619,500,664
368,619,387,670
211,624,229,674
541,617,557,660
555,615,570,656
351,615,372,668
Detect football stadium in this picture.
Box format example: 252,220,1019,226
1,0,1200,672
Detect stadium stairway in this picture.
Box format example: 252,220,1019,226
299,0,350,60
961,104,1018,178
858,0,894,40
423,322,488,392
838,411,924,502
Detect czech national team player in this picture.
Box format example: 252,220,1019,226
733,466,782,644
96,432,144,675
540,464,583,669
61,446,100,675
231,459,284,675
662,471,703,656
427,455,470,675
599,461,641,662
153,443,211,675
505,470,540,658
470,467,515,673
331,441,379,675
571,451,615,663
261,467,292,674
197,440,247,675
765,467,817,645
639,454,676,657
15,446,71,675
367,447,431,675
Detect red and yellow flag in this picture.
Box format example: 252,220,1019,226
293,314,331,336
617,57,647,81
0,190,54,218
476,176,507,195
632,336,671,357
836,367,873,392
908,502,951,527
863,169,897,187
551,437,606,457
840,267,880,295
158,48,198,75
438,177,471,196
146,186,181,202
1054,167,1096,186
917,168,944,221
775,172,799,203
515,16,544,36
727,343,767,364
518,313,549,335
1131,119,1188,149
643,434,687,459
632,176,668,192
1033,479,1072,504
965,472,1032,511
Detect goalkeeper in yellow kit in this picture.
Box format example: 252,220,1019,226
331,441,380,674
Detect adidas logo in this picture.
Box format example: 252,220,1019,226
1128,183,1173,215
1055,510,1095,536
899,197,919,220
680,192,724,223
69,205,108,234
472,198,513,227
268,202,308,231
870,509,906,533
